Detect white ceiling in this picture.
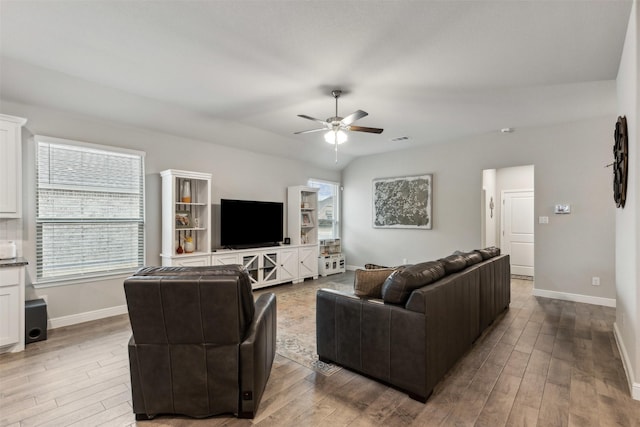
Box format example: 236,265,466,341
0,0,632,170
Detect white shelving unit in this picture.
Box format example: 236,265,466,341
287,186,319,280
160,169,212,267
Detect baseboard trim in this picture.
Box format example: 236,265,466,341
346,264,358,271
49,304,128,329
531,288,616,308
613,322,640,400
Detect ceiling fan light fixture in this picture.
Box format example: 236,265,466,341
324,129,347,144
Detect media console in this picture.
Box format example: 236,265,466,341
211,244,318,289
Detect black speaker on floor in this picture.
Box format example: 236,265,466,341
25,298,47,344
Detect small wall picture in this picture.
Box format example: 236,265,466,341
175,211,192,228
301,212,313,227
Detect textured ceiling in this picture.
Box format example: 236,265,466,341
0,0,632,169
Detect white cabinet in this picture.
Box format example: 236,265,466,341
0,267,25,353
0,114,27,218
160,170,212,267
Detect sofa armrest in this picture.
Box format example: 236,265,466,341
239,293,277,418
316,288,427,399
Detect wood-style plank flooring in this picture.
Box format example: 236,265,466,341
1,273,639,426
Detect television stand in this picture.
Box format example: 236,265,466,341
212,243,319,289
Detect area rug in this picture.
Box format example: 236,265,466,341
267,280,352,376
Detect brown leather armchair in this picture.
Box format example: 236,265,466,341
124,265,276,420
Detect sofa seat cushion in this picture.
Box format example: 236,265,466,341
354,268,397,298
438,254,467,274
381,261,446,305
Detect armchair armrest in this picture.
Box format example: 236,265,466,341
239,293,277,418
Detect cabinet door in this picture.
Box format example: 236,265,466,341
212,253,240,266
241,254,260,286
298,246,319,279
0,121,19,217
0,284,20,347
262,252,279,284
278,248,298,282
172,256,210,267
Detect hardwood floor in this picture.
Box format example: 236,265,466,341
1,273,639,426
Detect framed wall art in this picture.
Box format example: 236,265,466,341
372,174,432,229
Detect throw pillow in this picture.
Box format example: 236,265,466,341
354,268,396,298
381,261,446,305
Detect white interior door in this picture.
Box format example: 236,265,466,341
502,191,534,276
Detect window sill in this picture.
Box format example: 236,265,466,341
33,271,135,289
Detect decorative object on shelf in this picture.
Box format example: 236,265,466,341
301,211,313,227
181,180,191,203
612,116,628,208
184,236,195,253
373,174,432,229
294,90,384,163
175,211,192,228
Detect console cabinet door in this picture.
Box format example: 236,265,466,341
298,246,318,279
211,253,240,266
277,248,298,283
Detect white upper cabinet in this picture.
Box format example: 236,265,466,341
0,114,27,218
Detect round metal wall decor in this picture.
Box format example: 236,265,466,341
613,116,628,208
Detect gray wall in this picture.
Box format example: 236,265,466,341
2,100,339,322
342,117,616,302
615,0,639,397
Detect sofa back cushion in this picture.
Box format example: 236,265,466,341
438,254,467,274
475,246,501,260
454,251,483,267
381,261,446,304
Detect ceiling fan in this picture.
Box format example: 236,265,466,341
294,90,383,162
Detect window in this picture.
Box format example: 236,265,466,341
308,179,340,239
35,136,145,282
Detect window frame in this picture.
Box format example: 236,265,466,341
307,178,341,240
34,135,146,285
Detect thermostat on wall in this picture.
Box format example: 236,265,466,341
554,204,571,214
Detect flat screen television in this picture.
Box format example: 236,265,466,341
220,199,284,248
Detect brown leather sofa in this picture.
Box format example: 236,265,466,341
316,250,509,402
124,265,276,420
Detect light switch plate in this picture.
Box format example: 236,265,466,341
539,216,549,224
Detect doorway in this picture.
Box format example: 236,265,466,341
482,165,534,278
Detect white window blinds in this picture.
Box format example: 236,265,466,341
36,136,145,282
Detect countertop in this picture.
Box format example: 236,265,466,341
0,257,28,267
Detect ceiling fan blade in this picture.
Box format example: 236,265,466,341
294,128,327,135
341,110,368,126
350,125,384,134
298,114,329,126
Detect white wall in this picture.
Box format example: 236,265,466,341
615,0,640,400
482,169,497,247
1,100,339,324
343,117,616,305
